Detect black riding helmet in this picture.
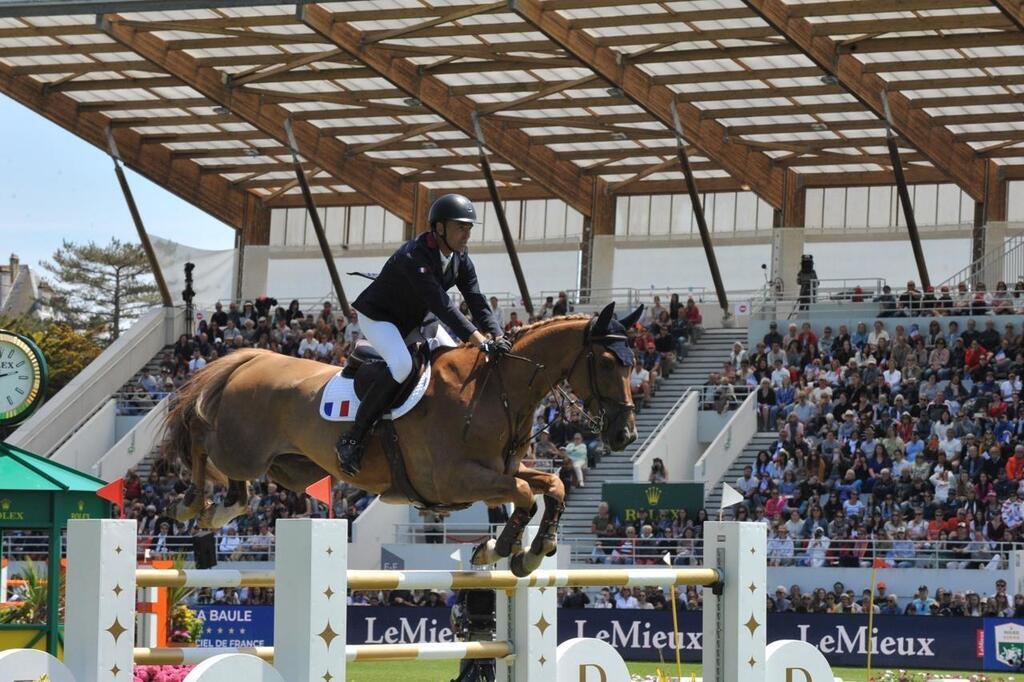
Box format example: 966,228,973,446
428,193,480,229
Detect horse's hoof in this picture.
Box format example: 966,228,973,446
197,504,217,529
509,552,542,577
509,553,530,578
471,539,499,566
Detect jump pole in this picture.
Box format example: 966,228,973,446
62,518,765,682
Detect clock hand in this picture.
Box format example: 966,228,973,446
0,372,14,379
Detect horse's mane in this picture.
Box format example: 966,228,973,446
507,313,590,342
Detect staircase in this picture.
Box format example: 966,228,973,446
559,327,748,562
702,431,779,512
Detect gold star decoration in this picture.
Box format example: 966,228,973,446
748,583,757,594
744,615,760,636
111,664,121,677
748,657,757,668
535,615,551,636
324,586,335,600
326,546,334,556
538,587,547,594
319,622,340,648
750,547,756,555
538,655,547,666
114,545,123,555
106,617,127,643
112,583,123,597
322,672,334,682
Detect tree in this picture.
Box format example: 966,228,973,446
0,315,102,399
41,238,160,341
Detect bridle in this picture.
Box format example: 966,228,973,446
462,317,635,468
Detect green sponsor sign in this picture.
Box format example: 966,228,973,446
0,491,50,525
601,482,705,524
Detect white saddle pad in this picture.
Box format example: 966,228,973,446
319,362,431,422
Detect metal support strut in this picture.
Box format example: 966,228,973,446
671,103,729,318
105,127,173,308
283,117,353,318
472,112,534,318
882,92,930,290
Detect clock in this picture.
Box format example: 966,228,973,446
0,330,47,426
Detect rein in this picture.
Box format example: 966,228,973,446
461,319,633,472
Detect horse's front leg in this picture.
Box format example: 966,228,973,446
512,467,566,571
468,469,536,571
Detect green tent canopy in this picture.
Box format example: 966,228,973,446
0,441,110,655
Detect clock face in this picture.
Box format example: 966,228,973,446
0,332,45,425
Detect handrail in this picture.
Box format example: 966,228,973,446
692,389,758,490
5,306,182,455
939,229,1024,291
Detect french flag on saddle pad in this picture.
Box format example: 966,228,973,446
323,399,351,419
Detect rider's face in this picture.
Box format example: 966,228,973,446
442,220,473,251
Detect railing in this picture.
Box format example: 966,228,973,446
939,231,1024,291
5,306,183,456
391,523,504,544
749,281,891,321
693,389,758,492
570,535,1017,569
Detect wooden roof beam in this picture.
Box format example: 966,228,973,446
741,0,995,202
98,14,417,222
510,0,786,209
300,3,597,217
992,0,1024,30
0,58,252,229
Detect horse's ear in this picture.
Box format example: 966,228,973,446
619,305,644,330
593,302,615,335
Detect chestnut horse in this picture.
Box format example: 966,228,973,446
162,303,640,576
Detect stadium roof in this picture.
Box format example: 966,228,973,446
0,0,1020,230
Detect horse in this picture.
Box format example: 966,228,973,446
162,302,641,576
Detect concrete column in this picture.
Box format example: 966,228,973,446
239,246,270,300
589,234,616,291
273,519,349,682
982,221,1009,290
770,227,805,298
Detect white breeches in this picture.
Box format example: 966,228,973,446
355,312,456,383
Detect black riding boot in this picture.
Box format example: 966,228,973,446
336,372,403,477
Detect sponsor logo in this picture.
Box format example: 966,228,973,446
995,623,1024,668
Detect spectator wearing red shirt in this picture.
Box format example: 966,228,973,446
964,339,988,371
798,322,818,350
682,298,701,325
1005,445,1024,482
765,488,788,519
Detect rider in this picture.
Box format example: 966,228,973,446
336,193,510,477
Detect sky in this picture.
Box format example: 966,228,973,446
0,95,237,272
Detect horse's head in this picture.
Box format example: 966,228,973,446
569,302,642,451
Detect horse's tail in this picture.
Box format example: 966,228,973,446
162,349,266,471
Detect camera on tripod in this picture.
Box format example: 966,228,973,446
450,590,497,682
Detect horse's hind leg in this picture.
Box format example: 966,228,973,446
168,432,209,522
199,479,250,529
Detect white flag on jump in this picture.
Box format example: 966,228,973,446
720,482,744,511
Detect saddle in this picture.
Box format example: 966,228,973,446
341,339,431,408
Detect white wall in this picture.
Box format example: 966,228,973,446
632,391,701,482
50,399,117,472
694,391,758,494
266,249,581,303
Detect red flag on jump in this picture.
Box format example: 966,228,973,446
97,478,125,519
306,475,333,519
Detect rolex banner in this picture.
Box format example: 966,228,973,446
601,482,705,523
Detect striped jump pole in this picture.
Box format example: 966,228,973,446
132,641,512,665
